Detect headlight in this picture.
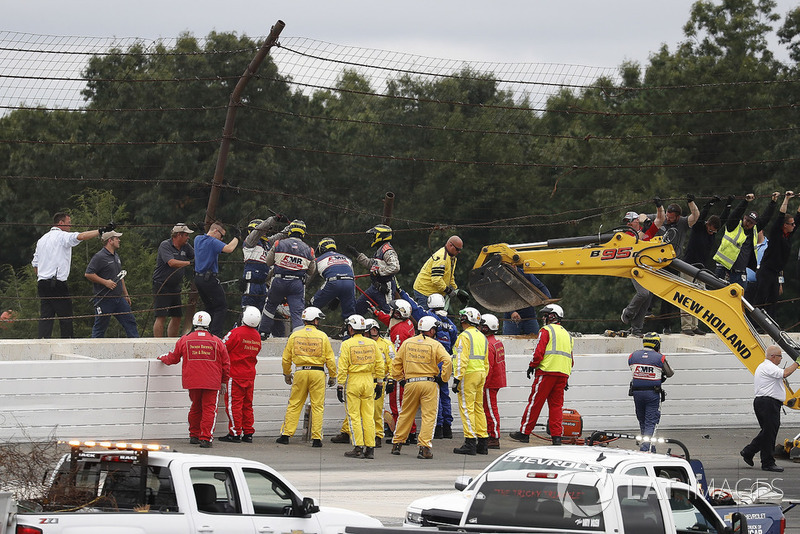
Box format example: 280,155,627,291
405,510,423,525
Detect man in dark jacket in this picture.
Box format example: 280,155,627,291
753,191,797,317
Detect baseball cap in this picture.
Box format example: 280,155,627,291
102,230,123,241
745,211,758,221
623,211,639,223
171,223,194,234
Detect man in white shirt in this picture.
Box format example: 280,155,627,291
740,345,798,472
31,212,111,338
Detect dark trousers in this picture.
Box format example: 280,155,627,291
195,273,227,337
753,268,780,317
742,396,782,468
37,279,73,338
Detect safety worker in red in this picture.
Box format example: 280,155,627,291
452,307,489,456
629,332,674,452
348,224,400,315
276,306,336,447
336,314,385,459
479,313,507,449
391,315,452,459
372,299,417,443
218,306,262,443
510,304,574,445
159,311,230,448
330,318,395,446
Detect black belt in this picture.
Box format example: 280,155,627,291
298,366,324,371
326,275,354,281
406,376,435,383
275,273,303,280
631,385,661,392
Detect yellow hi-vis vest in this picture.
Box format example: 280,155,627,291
454,327,488,377
538,324,573,375
712,223,757,270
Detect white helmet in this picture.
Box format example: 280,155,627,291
365,318,380,332
192,311,211,329
391,299,412,320
427,293,446,310
241,306,261,328
481,313,499,333
301,306,325,322
459,306,482,326
418,315,438,333
540,304,564,323
346,314,367,331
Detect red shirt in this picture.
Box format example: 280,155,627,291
223,325,262,383
484,334,507,389
374,310,416,351
159,329,230,390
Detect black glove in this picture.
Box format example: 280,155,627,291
346,245,360,257
708,195,721,206
726,194,736,205
526,365,535,380
230,225,241,240
384,379,395,394
434,375,446,386
451,379,460,394
374,383,383,400
275,213,290,224
686,193,695,203
399,379,406,387
444,286,453,295
98,222,116,235
653,197,663,208
337,386,344,403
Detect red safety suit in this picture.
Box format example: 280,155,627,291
159,329,230,442
222,325,262,437
483,334,507,439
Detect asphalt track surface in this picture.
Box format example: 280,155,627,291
159,426,800,532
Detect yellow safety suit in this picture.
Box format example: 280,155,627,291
452,326,489,439
392,334,452,448
279,325,336,440
337,334,384,448
413,246,457,296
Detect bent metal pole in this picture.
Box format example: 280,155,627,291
204,20,286,231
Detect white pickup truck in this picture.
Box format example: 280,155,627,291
1,440,381,534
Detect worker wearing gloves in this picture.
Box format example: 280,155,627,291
480,314,507,449
451,307,489,456
628,332,674,452
510,304,573,446
391,315,452,459
240,215,286,312
412,235,462,308
219,306,263,443
336,315,385,459
276,306,336,447
310,237,357,321
350,224,400,315
159,311,230,448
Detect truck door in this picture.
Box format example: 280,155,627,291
189,466,253,534
241,468,320,534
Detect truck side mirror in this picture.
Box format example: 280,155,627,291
301,497,319,516
454,476,472,491
726,511,747,533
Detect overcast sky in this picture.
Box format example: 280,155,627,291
5,0,799,67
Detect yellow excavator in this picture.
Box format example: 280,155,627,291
468,230,800,409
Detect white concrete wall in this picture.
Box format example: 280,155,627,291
0,335,794,442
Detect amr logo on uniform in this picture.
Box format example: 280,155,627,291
671,291,752,359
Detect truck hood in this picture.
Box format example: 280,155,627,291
405,491,470,526
319,505,383,527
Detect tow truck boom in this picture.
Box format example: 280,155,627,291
469,231,800,408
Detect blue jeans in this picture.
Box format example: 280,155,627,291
91,297,139,338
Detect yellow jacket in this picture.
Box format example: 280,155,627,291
375,336,395,380
337,334,385,384
282,325,336,376
392,334,452,382
452,326,488,381
413,246,458,296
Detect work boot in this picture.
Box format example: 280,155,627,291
218,434,241,443
453,438,477,455
476,437,489,455
241,434,253,443
552,436,563,446
311,439,322,448
363,447,375,459
199,440,212,448
442,425,453,439
391,443,402,455
406,432,418,445
509,431,530,443
487,437,500,449
374,438,382,448
275,435,289,444
344,446,364,458
384,424,394,437
330,432,350,444
433,425,443,439
418,446,433,459
189,436,200,445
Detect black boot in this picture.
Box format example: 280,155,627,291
363,447,375,459
552,436,563,446
406,432,418,445
344,446,364,458
476,437,489,455
442,425,453,439
453,438,477,455
433,426,443,439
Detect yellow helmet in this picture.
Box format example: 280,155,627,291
287,219,306,238
367,224,392,247
317,237,337,254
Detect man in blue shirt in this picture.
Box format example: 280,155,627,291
194,222,239,337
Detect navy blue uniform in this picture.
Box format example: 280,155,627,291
628,348,667,451
311,250,356,319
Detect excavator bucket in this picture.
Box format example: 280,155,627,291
468,255,551,312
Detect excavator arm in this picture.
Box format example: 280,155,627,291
469,231,800,408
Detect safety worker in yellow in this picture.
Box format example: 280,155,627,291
391,315,452,459
276,306,337,447
336,314,385,459
329,318,395,447
412,235,463,308
451,307,489,456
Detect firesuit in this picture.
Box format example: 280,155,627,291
483,333,507,441
354,242,399,315
279,324,336,440
159,329,230,443
629,346,672,451
337,334,385,449
518,323,573,438
375,308,416,433
241,217,283,311
392,333,452,449
222,324,262,438
259,237,316,335
311,250,356,319
452,326,489,440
